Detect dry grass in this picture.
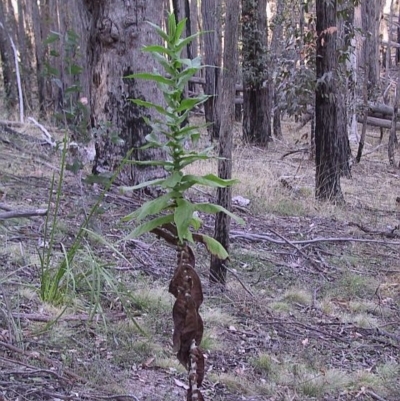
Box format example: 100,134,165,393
1,117,400,400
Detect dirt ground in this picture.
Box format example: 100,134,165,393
0,118,399,401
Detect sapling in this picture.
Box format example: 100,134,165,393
121,13,244,400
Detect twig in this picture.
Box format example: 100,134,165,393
0,208,48,220
27,117,56,147
364,389,388,401
223,265,254,297
0,341,84,382
230,230,400,246
349,221,400,239
281,147,309,159
11,312,127,322
267,227,324,271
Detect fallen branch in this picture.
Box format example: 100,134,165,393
267,228,325,272
0,340,84,382
223,265,254,297
230,230,400,246
0,208,48,220
11,312,127,322
27,117,56,147
349,222,400,239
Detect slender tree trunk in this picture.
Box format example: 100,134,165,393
210,0,240,286
242,0,270,146
397,4,400,64
270,0,284,139
336,2,352,178
0,0,17,112
201,0,221,139
315,0,344,203
365,0,382,98
31,0,45,116
84,0,166,185
356,78,369,163
388,70,400,166
16,0,32,110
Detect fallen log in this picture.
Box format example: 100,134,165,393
368,102,397,117
356,115,400,130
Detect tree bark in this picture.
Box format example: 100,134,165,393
365,0,382,98
201,0,221,139
84,0,166,185
210,0,240,286
270,0,284,139
336,2,352,178
0,0,18,112
242,0,271,146
315,0,344,203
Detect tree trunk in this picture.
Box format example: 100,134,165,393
84,0,166,185
270,0,284,139
210,0,240,286
365,0,382,99
336,2,352,178
16,0,32,110
388,70,400,166
0,0,18,113
30,0,45,116
201,0,221,139
315,0,344,203
242,0,270,146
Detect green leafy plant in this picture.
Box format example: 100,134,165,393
122,14,243,256
44,30,89,139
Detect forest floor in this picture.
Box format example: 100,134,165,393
0,117,399,401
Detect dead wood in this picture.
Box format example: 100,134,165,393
0,207,48,220
230,230,400,246
357,115,400,129
349,222,400,239
0,340,84,382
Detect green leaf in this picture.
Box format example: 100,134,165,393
161,171,183,188
130,98,174,117
181,174,239,188
176,155,211,170
142,44,173,57
120,177,166,192
122,193,173,222
173,18,187,44
175,32,204,53
128,160,174,168
144,132,163,147
68,64,83,75
150,52,175,75
198,234,229,259
176,68,199,89
44,32,61,45
146,21,170,42
124,214,175,239
125,72,172,86
83,174,113,185
176,95,208,113
167,13,177,38
174,198,194,242
193,203,245,225
191,215,203,230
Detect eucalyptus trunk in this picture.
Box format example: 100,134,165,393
84,0,166,185
315,0,344,203
201,0,221,139
210,0,240,286
242,0,270,146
